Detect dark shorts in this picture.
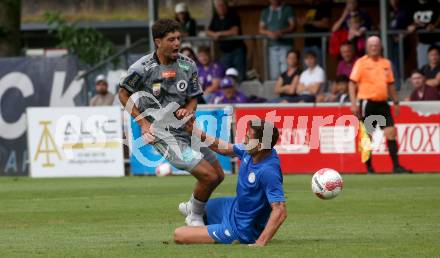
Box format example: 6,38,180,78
359,100,394,131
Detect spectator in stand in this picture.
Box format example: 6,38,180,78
291,51,325,103
299,0,331,65
270,49,302,103
347,15,366,56
197,46,224,102
210,77,248,104
175,3,197,37
337,43,357,77
90,74,114,106
420,45,440,88
317,75,350,103
408,69,440,101
259,0,296,80
180,46,199,64
332,0,372,34
407,0,440,68
207,0,247,81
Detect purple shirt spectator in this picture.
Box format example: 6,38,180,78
337,59,356,77
409,86,440,101
197,62,224,91
210,77,248,104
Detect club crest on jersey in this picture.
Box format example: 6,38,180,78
152,83,161,96
248,172,256,184
176,80,188,92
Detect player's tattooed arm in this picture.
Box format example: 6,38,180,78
185,117,235,157
250,202,287,247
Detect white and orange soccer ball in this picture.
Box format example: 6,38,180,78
155,163,172,177
311,168,343,200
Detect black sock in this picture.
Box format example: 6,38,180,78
365,157,373,169
387,139,399,168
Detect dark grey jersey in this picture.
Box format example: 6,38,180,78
120,52,202,112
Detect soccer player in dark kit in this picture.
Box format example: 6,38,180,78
118,19,224,226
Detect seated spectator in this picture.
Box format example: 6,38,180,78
270,49,302,103
175,3,197,37
210,77,248,104
207,0,247,81
292,51,325,103
180,46,199,64
299,0,331,65
259,0,296,80
90,74,114,106
337,43,357,77
408,70,440,101
317,75,350,103
332,0,372,33
420,45,440,88
197,46,224,101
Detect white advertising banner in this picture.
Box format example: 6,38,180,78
27,107,124,177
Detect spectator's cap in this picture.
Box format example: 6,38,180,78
95,74,107,84
175,3,188,13
220,77,234,89
225,67,239,78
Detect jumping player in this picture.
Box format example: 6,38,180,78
174,119,287,246
118,19,224,226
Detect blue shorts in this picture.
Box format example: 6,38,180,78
205,197,240,244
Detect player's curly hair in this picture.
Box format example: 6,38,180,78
152,19,181,40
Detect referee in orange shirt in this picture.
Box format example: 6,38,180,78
349,36,411,174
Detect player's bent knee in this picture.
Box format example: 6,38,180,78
173,227,186,244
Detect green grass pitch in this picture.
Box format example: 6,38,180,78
0,174,439,258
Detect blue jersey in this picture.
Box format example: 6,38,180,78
230,144,285,243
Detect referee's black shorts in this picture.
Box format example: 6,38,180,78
359,99,394,130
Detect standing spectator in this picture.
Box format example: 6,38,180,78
420,45,440,88
346,15,366,55
270,49,302,103
259,0,296,80
407,0,440,68
349,36,410,174
210,77,248,104
207,0,247,81
332,0,372,33
337,43,357,77
292,51,325,103
300,0,331,65
317,75,350,103
175,3,197,37
408,69,440,101
197,46,224,101
90,74,114,106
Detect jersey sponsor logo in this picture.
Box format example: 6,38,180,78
176,80,188,92
248,172,256,183
161,70,176,79
152,83,161,96
178,60,191,71
122,72,142,90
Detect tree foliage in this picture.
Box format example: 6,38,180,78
44,11,116,66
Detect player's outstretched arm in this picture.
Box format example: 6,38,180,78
186,117,235,157
250,202,287,247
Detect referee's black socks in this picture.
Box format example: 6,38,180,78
387,139,399,169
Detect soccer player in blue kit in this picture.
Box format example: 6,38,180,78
174,119,287,246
